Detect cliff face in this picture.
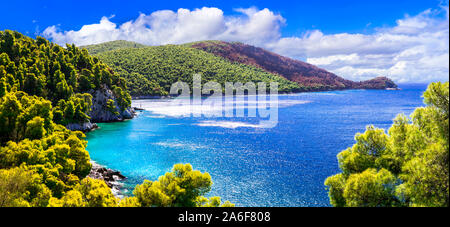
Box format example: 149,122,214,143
89,86,134,122
190,41,397,90
65,86,135,132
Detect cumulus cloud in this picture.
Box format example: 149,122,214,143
43,7,284,47
43,5,449,83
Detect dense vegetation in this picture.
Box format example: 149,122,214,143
325,82,449,207
0,31,232,207
82,40,146,55
94,44,301,97
0,30,131,126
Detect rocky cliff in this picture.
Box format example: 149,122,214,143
89,86,134,122
65,86,135,131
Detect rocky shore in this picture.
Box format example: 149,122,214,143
88,162,127,197
66,122,99,132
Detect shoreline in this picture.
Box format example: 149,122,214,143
83,111,144,197
88,161,128,198
131,87,402,101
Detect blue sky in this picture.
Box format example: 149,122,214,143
1,0,448,83
0,0,445,36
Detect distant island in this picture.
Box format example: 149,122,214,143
82,40,398,98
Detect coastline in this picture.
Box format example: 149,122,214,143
83,109,146,197
88,161,127,197
131,87,403,100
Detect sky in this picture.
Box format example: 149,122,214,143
1,0,449,83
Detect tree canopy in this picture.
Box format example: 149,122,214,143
325,82,449,207
0,30,131,122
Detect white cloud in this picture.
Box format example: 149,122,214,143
43,7,284,47
43,5,449,83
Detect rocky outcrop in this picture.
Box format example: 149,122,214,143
89,86,135,122
88,162,126,196
66,122,98,132
64,86,135,132
356,76,398,89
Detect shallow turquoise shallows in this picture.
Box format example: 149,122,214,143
86,84,427,207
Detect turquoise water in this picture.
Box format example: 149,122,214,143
86,84,427,207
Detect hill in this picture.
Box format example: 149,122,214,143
188,41,397,90
94,45,302,97
82,40,147,55
84,40,398,97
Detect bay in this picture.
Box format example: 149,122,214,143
86,84,427,207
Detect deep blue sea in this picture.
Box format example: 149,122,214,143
86,84,427,207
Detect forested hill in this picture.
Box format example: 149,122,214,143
94,45,302,97
189,41,398,90
85,40,397,97
82,40,146,55
0,30,133,129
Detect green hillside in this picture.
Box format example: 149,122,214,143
94,44,301,97
82,40,147,55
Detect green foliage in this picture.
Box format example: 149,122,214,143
0,31,232,207
106,99,119,115
0,91,92,199
325,82,449,207
129,164,232,207
46,163,234,207
196,196,236,207
25,116,46,140
0,167,51,207
95,45,301,97
0,30,131,119
49,178,117,207
0,90,53,144
343,168,398,207
81,40,147,55
125,164,234,207
53,93,93,125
